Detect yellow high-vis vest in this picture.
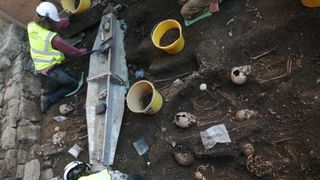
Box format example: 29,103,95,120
78,169,112,180
27,22,64,71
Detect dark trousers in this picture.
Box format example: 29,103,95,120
43,67,79,104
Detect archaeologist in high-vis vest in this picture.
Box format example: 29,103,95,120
27,2,87,113
63,161,145,180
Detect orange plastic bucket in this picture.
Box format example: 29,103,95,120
301,0,320,7
61,0,91,14
151,19,185,55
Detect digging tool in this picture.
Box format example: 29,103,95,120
133,138,151,166
82,36,112,56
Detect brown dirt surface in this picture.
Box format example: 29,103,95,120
38,0,320,179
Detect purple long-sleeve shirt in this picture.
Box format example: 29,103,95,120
52,17,86,56
41,18,86,75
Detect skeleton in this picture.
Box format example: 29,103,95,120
59,104,74,115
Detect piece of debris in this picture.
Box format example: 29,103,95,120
59,104,74,115
68,144,83,158
173,112,197,128
53,116,69,122
199,83,216,98
230,65,252,85
95,102,106,115
241,143,255,156
174,152,194,166
172,78,184,86
228,31,233,37
134,68,145,79
52,131,67,147
246,154,273,177
200,124,231,149
235,109,258,120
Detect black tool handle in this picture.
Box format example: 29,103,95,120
143,154,151,167
81,49,98,56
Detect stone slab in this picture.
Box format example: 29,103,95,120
23,159,40,180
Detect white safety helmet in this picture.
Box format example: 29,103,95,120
36,2,60,22
63,161,91,180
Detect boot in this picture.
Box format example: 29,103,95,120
40,95,51,113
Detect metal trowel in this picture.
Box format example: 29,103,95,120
133,138,151,166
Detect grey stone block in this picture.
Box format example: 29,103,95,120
5,149,17,159
6,73,22,87
0,56,11,71
23,159,40,180
17,119,33,127
16,164,25,179
1,127,16,149
0,158,17,178
12,57,23,75
17,125,41,143
4,82,22,102
0,34,21,60
41,168,53,180
18,97,41,122
0,72,5,83
22,74,41,98
2,116,17,129
0,92,4,107
17,148,28,164
8,24,25,41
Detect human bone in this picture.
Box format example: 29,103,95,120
174,152,194,166
235,109,257,120
230,65,252,85
59,104,74,115
173,112,196,128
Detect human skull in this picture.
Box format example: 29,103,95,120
59,104,74,115
230,65,252,85
235,109,258,120
173,112,196,128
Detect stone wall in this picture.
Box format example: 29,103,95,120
0,22,48,180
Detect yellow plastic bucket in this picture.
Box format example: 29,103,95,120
151,19,185,55
127,80,163,115
301,0,320,7
61,0,91,14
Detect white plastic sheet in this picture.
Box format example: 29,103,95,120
200,124,231,149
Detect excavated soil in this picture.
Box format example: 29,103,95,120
39,0,320,179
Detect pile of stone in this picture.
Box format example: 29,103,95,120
0,21,51,180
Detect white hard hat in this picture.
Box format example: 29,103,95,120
63,161,91,180
36,2,60,22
